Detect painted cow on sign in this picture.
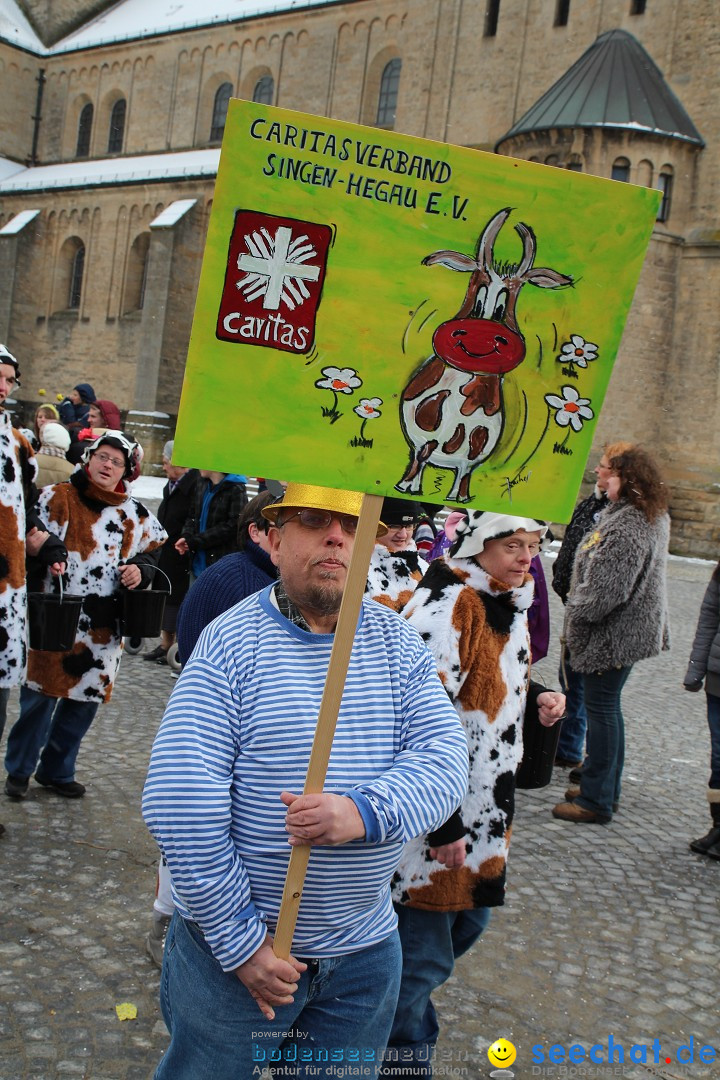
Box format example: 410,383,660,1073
396,207,572,503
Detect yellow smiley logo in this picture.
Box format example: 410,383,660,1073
488,1039,517,1069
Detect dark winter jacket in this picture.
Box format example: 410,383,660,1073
58,383,96,435
685,562,720,698
564,499,670,674
176,542,276,663
552,485,608,603
181,474,248,574
154,469,198,602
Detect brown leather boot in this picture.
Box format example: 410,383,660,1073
552,800,611,824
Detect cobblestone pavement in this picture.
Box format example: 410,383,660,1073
1,553,718,1079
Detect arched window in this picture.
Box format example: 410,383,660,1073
210,82,233,142
69,243,85,309
376,59,401,128
124,233,150,313
567,156,583,171
611,157,630,182
76,103,93,158
636,159,653,186
252,76,274,105
108,98,126,154
657,168,673,223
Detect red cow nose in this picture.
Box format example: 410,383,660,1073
432,318,526,374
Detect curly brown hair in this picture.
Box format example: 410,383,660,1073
607,447,668,522
602,439,634,462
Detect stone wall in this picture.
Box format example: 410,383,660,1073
1,0,719,551
0,183,214,412
0,43,42,163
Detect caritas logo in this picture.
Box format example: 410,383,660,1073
216,210,331,354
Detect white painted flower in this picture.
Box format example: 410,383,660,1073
315,367,362,394
353,398,383,419
557,334,599,368
545,385,594,432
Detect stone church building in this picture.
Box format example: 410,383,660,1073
0,0,717,552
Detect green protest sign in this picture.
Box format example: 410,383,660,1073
175,101,659,520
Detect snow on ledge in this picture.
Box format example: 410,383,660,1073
0,150,221,194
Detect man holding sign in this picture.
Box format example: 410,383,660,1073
142,483,469,1079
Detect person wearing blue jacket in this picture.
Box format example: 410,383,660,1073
175,469,248,579
57,383,96,439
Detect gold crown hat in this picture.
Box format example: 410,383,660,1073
262,482,387,536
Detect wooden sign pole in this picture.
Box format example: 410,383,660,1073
273,492,384,960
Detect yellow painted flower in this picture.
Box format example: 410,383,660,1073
38,388,46,396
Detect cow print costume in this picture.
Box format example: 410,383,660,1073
0,412,36,688
391,554,534,910
365,543,428,613
27,468,167,703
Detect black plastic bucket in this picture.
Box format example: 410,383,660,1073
516,696,562,790
121,590,167,638
120,568,171,638
27,585,83,652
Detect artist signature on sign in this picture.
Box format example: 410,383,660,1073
500,472,531,501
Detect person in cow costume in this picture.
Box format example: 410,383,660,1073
365,497,428,613
383,512,565,1076
0,347,67,833
4,430,166,800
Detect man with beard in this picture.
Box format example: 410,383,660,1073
142,482,469,1080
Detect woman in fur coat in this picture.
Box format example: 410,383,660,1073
383,512,565,1076
553,446,670,825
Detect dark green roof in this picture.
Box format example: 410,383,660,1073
496,29,704,149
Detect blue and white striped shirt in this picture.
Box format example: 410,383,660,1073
142,585,468,971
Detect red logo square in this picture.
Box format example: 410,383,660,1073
216,210,331,354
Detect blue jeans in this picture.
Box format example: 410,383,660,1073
4,686,99,783
707,692,720,790
556,646,587,762
0,687,10,742
576,666,633,818
155,915,402,1079
381,904,491,1076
